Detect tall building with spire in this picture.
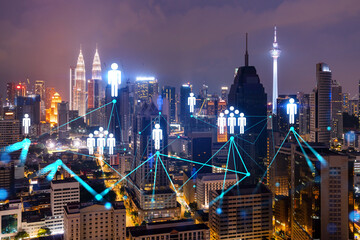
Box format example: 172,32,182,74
88,46,102,109
72,47,86,117
87,46,103,126
228,33,267,182
270,26,281,114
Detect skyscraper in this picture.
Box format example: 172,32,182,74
129,101,180,221
69,66,75,110
135,77,158,103
88,46,102,109
310,63,332,145
161,86,176,123
331,79,343,140
72,47,86,117
180,83,191,125
34,80,45,100
228,34,267,181
270,26,281,114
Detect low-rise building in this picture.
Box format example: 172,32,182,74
64,201,126,240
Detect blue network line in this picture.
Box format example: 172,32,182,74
0,138,31,165
292,131,316,173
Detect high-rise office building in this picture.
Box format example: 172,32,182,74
228,34,267,182
51,179,80,234
34,80,45,100
288,143,353,240
64,201,126,240
342,93,349,113
297,92,311,135
58,101,69,139
135,77,158,103
88,46,102,110
331,80,343,140
73,47,86,117
6,83,16,106
180,84,192,125
276,94,299,133
161,86,176,123
130,102,180,221
69,66,76,110
46,92,61,127
45,87,56,109
220,86,228,100
209,184,272,240
310,63,332,145
0,120,21,147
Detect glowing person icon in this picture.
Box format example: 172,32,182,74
87,133,96,155
108,63,121,97
188,93,196,113
238,113,246,134
107,133,116,155
152,124,163,150
287,98,297,124
97,133,106,155
217,113,227,134
228,113,236,134
22,114,31,135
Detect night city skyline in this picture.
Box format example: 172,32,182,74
1,1,360,240
0,0,360,100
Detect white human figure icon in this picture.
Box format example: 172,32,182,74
87,133,96,155
238,113,246,134
152,124,163,150
228,113,236,134
108,63,121,97
188,93,196,113
22,114,31,135
217,113,227,134
97,133,106,155
287,98,297,124
107,133,116,155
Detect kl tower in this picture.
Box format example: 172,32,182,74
270,26,281,114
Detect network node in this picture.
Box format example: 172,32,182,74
275,182,280,187
230,136,234,141
112,99,117,103
56,159,63,165
190,115,193,118
138,131,141,135
269,115,272,118
327,126,331,131
156,151,160,156
246,172,250,177
159,112,161,115
216,208,222,214
150,169,153,172
0,189,8,200
123,148,126,151
95,194,103,201
177,136,180,139
151,198,155,202
193,185,196,188
104,202,112,210
123,196,128,200
290,126,294,131
220,193,224,198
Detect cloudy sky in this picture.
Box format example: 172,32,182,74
0,0,360,101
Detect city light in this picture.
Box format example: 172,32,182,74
136,76,155,81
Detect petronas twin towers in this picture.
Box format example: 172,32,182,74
70,46,102,118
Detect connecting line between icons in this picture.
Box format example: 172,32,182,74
292,131,316,173
0,138,31,166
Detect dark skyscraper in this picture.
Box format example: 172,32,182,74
161,86,176,123
180,84,191,125
310,63,332,145
58,101,69,139
228,35,267,182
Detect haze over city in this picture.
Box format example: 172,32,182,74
1,0,360,99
